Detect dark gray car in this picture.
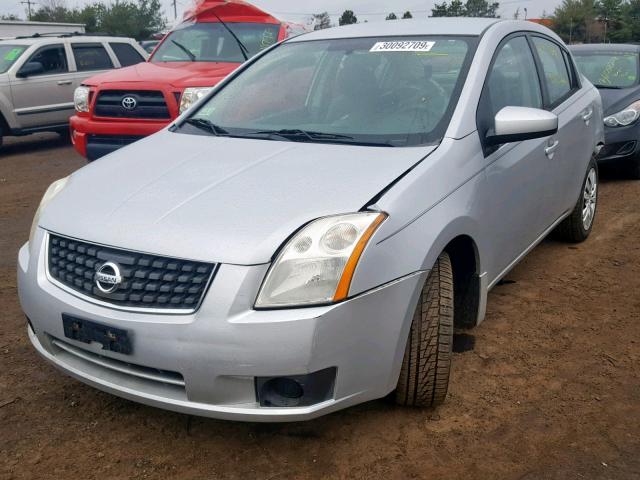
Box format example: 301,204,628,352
571,44,640,178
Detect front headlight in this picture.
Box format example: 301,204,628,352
74,86,90,113
604,100,640,127
179,87,213,114
255,212,387,308
29,177,69,247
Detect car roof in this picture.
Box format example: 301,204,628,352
288,18,503,42
569,43,640,53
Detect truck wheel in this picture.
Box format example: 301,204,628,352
555,158,598,243
396,252,453,407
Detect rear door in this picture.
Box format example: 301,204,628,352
9,42,75,128
70,42,115,86
477,35,555,281
530,35,595,217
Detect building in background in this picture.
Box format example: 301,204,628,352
0,20,85,39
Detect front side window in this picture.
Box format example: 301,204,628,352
151,22,281,63
183,36,475,147
485,36,543,116
72,43,114,71
21,44,68,76
532,37,572,105
573,51,639,88
109,42,145,67
0,45,28,73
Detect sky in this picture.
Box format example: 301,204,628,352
2,0,562,26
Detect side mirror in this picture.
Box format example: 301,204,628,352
486,106,558,146
17,61,44,78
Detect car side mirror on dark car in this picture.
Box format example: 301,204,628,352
486,106,559,146
17,61,45,78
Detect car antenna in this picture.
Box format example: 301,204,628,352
210,11,249,61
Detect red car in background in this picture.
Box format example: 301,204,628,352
71,0,301,160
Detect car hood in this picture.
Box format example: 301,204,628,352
83,61,240,89
598,85,640,116
41,131,434,265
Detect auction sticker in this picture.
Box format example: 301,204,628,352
370,41,435,52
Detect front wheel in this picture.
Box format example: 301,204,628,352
555,158,598,243
395,252,454,407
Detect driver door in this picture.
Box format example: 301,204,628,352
9,42,76,129
477,35,557,282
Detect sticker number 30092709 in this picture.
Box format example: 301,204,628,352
370,41,436,53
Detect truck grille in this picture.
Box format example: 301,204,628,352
94,90,170,119
47,234,216,312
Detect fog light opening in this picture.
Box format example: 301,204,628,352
261,377,304,407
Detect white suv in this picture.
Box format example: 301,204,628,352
0,33,147,146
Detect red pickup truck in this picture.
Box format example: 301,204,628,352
70,0,300,160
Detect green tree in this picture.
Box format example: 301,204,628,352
551,0,602,43
431,0,489,17
598,0,626,42
402,11,413,18
313,12,332,30
32,0,166,39
386,12,398,20
338,10,357,26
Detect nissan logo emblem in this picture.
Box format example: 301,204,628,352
121,96,137,110
95,262,123,294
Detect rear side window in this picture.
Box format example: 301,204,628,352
72,43,114,72
22,44,68,76
532,37,572,106
109,43,145,67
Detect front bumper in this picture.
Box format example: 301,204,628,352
18,231,425,422
596,123,640,162
70,115,169,161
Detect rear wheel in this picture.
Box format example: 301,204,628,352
555,158,598,243
395,252,454,407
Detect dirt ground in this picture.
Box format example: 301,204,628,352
0,133,639,480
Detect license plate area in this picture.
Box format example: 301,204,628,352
62,314,132,355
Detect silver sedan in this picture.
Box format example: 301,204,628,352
18,18,604,421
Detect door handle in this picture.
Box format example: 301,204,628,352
57,80,72,86
581,108,594,124
545,139,560,159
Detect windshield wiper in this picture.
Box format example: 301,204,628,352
593,84,624,89
171,40,196,61
184,118,229,136
211,11,249,61
249,129,356,141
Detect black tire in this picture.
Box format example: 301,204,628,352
395,252,454,407
555,158,598,243
628,156,640,180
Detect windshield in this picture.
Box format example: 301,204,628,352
0,45,28,73
184,36,474,147
573,51,639,88
151,22,280,63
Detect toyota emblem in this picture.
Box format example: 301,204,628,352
95,262,123,294
121,96,137,110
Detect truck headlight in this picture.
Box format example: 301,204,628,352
74,86,90,113
255,212,387,308
180,87,213,114
604,100,640,127
29,177,69,249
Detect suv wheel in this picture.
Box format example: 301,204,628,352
556,158,598,243
395,251,453,407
